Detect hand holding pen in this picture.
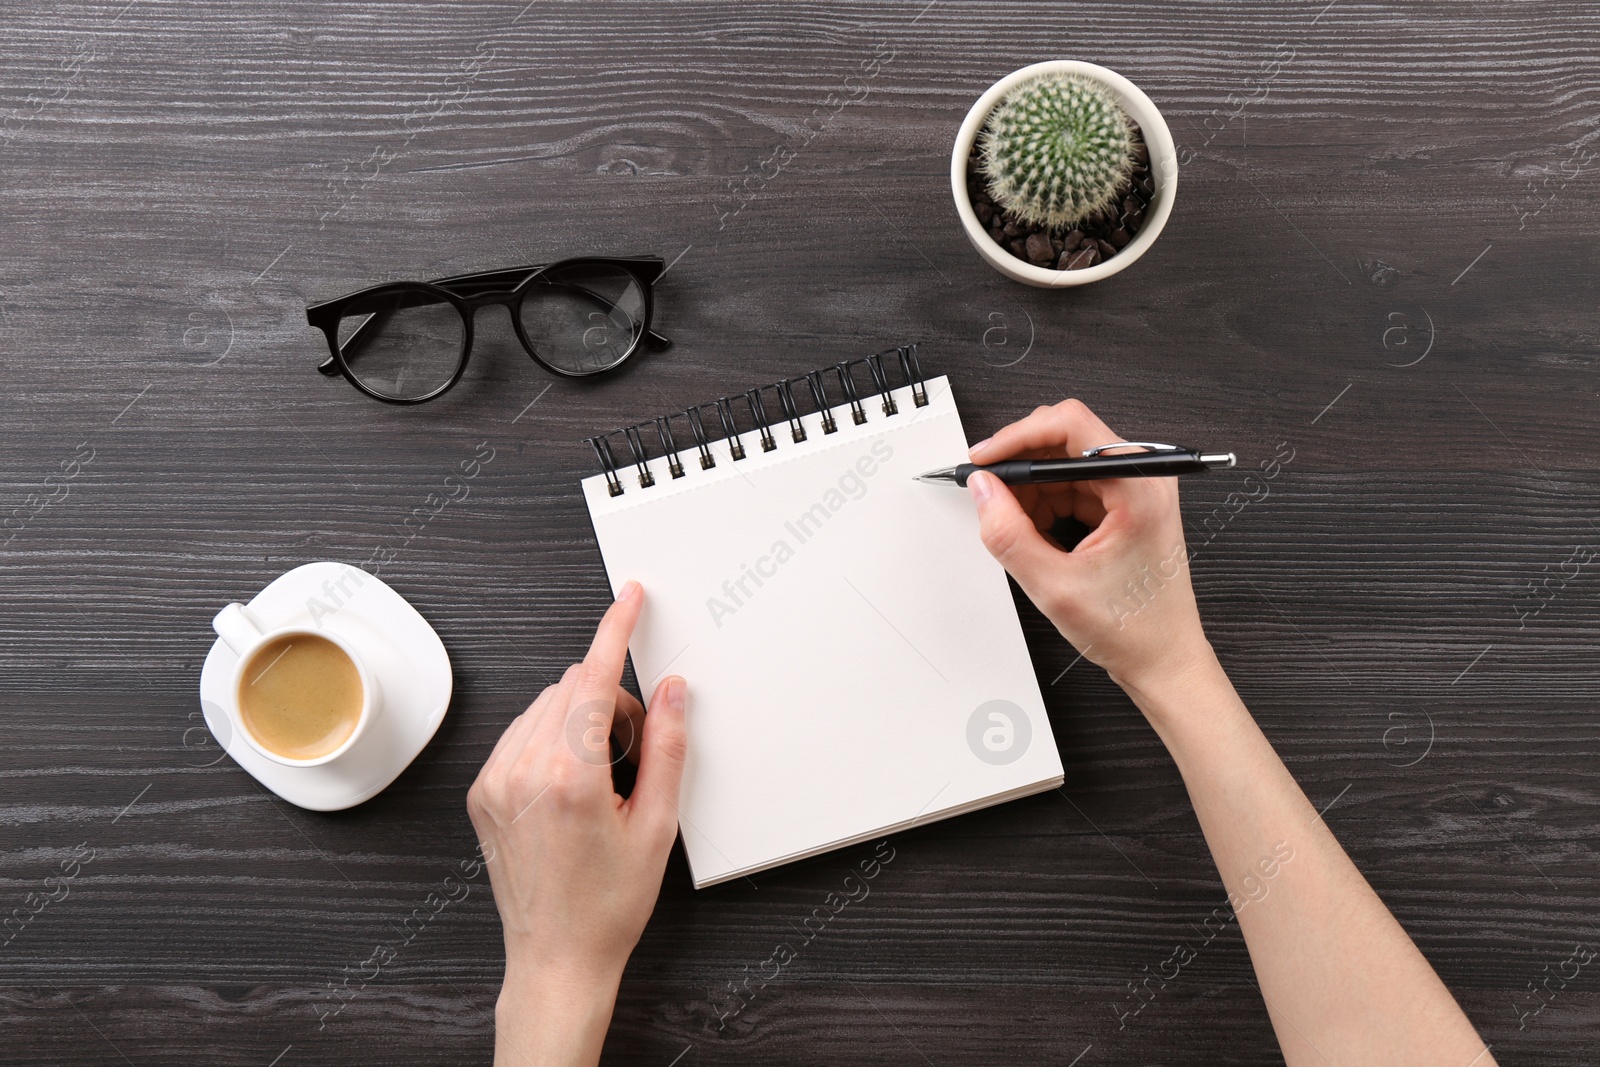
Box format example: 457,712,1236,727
940,402,1490,1067
916,441,1235,487
949,402,1221,685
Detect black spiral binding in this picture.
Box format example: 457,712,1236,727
776,379,806,443
744,389,777,453
898,344,928,408
805,370,838,435
584,343,926,498
622,425,654,488
686,407,715,470
835,361,867,425
865,351,897,416
590,436,624,497
716,397,745,460
654,416,685,479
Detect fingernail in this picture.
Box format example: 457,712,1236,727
968,437,993,459
664,675,686,712
619,579,641,602
968,470,993,505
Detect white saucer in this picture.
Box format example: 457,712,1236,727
198,562,453,811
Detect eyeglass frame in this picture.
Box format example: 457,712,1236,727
305,255,673,405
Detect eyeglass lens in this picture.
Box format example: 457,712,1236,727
337,289,465,401
516,263,646,375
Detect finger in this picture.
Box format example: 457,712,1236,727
512,671,576,792
564,581,645,767
1029,495,1056,534
969,399,1120,463
522,666,584,773
1072,487,1109,528
472,680,569,828
628,675,688,843
1027,483,1110,533
480,682,561,781
971,400,1163,519
970,471,1081,597
612,685,645,765
1008,482,1042,520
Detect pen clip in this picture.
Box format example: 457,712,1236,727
1082,441,1187,457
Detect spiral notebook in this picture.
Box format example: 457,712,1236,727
580,348,1063,888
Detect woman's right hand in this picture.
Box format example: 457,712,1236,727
972,401,1500,1066
966,399,1218,700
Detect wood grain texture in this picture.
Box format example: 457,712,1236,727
2,0,1597,1062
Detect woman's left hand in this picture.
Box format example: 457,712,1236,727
467,580,687,1066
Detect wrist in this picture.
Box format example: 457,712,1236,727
1110,641,1242,739
1109,638,1222,711
498,955,624,1016
496,956,624,1066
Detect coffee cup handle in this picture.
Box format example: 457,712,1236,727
213,602,266,656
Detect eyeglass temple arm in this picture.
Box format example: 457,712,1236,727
432,265,545,297
426,258,658,295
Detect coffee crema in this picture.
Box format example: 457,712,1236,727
238,633,363,760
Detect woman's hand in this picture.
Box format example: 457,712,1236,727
967,399,1217,699
970,401,1498,1065
467,580,687,1067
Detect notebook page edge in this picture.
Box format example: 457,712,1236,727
690,773,1066,889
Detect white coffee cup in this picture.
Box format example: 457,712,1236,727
212,602,382,767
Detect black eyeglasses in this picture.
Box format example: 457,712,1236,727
306,256,672,404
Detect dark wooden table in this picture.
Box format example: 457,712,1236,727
4,1,1596,1062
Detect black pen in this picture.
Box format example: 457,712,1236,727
914,442,1236,487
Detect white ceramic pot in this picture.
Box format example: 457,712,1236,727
951,60,1178,287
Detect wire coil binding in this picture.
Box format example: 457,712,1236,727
584,343,926,497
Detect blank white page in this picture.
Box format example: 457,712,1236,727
581,376,1063,887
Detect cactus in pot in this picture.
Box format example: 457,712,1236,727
979,72,1136,229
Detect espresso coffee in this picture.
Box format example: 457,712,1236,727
237,633,363,760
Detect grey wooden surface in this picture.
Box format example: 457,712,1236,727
3,0,1597,1062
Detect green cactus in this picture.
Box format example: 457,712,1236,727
980,72,1136,229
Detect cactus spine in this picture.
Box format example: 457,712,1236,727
979,72,1135,229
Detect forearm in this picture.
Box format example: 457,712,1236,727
494,960,622,1067
1119,654,1493,1067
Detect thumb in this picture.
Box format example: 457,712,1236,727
629,675,688,843
970,471,1065,591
